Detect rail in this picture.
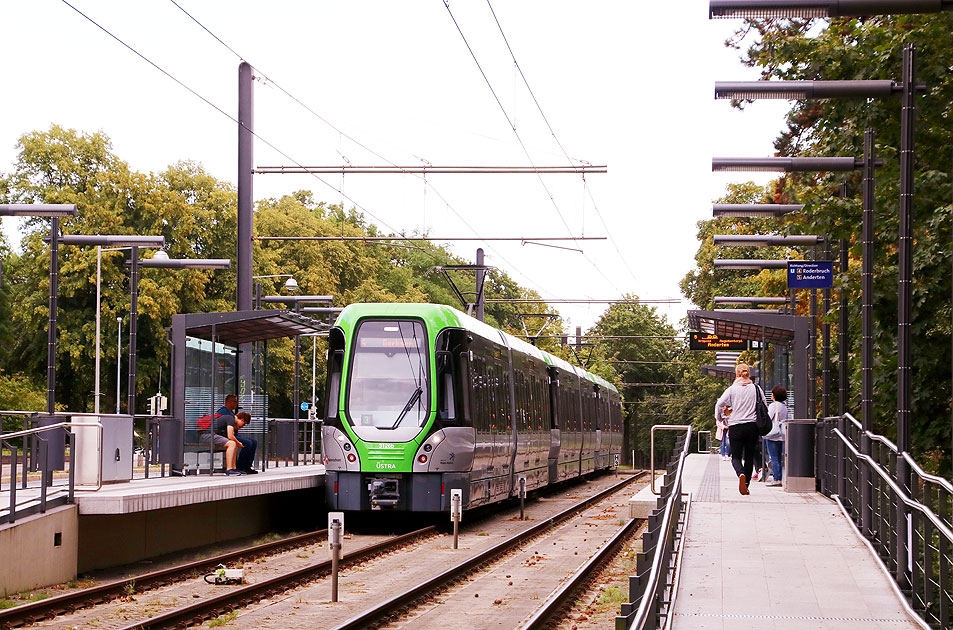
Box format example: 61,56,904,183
616,425,692,630
0,421,103,524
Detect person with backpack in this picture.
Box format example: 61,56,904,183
199,395,245,476
714,363,769,496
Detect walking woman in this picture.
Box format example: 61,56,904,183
714,363,767,495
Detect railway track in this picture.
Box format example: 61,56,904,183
0,529,331,629
329,473,642,630
5,471,642,630
110,526,439,630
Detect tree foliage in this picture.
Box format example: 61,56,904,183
0,125,670,426
682,14,953,471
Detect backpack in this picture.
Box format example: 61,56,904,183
197,413,223,431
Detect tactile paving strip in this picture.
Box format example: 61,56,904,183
677,612,913,623
694,454,721,503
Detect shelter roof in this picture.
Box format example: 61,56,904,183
687,309,799,345
173,309,325,345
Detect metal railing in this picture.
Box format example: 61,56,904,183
265,418,322,467
817,414,949,628
0,421,103,524
616,425,692,630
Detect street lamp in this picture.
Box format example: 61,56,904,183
714,296,790,306
713,157,861,172
716,80,901,100
0,204,78,414
713,204,802,218
57,234,165,416
714,259,789,270
257,289,333,466
128,252,230,416
709,0,952,18
713,234,821,247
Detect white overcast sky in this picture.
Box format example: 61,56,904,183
0,0,792,332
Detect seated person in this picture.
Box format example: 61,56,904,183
199,406,247,476
234,411,258,474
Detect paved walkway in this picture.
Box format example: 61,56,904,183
671,453,924,630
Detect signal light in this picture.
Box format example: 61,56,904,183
418,454,428,464
347,453,356,463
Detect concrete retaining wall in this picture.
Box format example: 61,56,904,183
78,488,321,572
0,505,78,596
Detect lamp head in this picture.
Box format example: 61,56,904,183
284,277,299,293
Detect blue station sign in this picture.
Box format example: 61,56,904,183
787,261,834,289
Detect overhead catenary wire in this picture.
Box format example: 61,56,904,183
484,0,639,287
58,0,401,236
164,0,558,299
441,0,622,295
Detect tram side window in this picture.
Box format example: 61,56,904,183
435,329,471,426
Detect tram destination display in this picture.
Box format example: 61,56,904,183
689,332,748,351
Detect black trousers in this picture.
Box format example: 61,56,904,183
728,421,759,483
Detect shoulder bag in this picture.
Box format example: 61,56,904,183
764,404,783,441
754,385,772,436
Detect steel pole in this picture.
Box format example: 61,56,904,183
896,43,916,592
822,239,832,419
94,246,102,414
475,248,486,322
127,247,139,417
897,44,916,462
861,128,875,537
238,61,255,401
47,217,58,414
809,287,817,418
116,317,122,415
838,237,848,416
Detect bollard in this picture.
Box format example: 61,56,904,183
518,476,527,520
328,512,344,602
450,489,462,549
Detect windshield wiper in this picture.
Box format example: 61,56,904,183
389,386,423,430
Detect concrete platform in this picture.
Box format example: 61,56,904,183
75,463,325,514
670,453,925,630
2,464,327,575
1,463,325,516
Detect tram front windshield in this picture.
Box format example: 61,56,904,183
346,320,429,437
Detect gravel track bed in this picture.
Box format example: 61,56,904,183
550,521,647,630
22,534,393,630
201,473,644,630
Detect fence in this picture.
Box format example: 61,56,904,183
616,425,692,630
0,418,103,524
143,416,322,477
817,414,949,628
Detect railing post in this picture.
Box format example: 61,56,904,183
39,439,48,513
837,416,847,504
67,432,75,504
8,446,17,523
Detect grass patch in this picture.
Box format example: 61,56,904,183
208,610,238,627
0,591,51,610
599,585,628,604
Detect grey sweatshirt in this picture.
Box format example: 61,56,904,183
714,381,766,426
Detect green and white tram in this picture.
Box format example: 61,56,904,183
322,303,622,512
